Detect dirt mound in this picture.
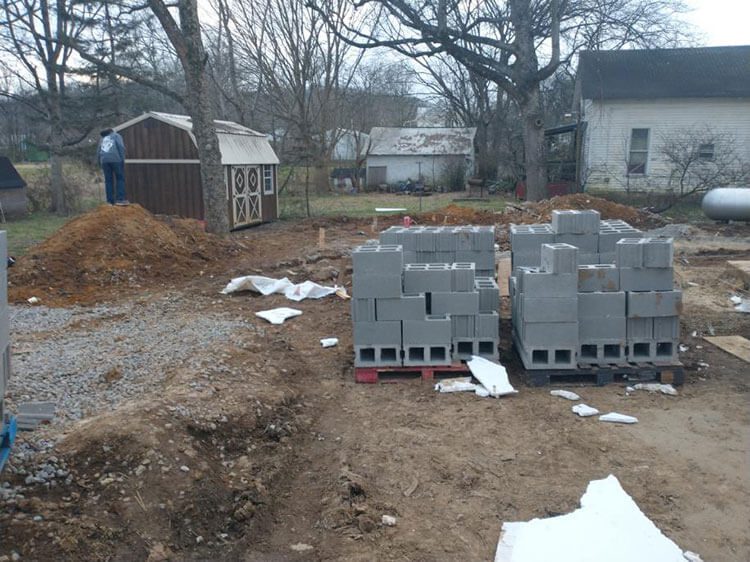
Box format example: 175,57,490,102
9,204,235,305
414,204,499,225
501,193,664,229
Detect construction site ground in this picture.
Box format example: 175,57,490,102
1,198,749,561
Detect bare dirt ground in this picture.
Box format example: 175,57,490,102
1,205,749,561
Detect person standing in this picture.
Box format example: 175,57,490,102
98,128,128,205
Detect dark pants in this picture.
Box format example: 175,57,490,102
102,161,126,204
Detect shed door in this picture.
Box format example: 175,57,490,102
231,166,262,227
368,166,387,187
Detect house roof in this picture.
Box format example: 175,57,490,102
114,111,279,165
578,46,750,101
369,127,476,156
0,156,26,190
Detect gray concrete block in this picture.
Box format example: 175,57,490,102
351,298,376,322
436,230,457,252
456,250,494,271
653,316,680,339
627,317,653,340
578,291,626,318
627,290,682,318
578,264,620,292
514,333,577,370
453,227,475,250
433,291,479,315
416,227,438,252
579,316,626,341
619,267,674,292
476,312,500,339
475,277,500,313
403,315,452,345
554,233,599,253
512,252,542,268
353,321,402,346
402,250,418,264
377,294,426,320
615,238,645,268
452,338,479,360
404,344,451,366
598,227,643,252
355,345,402,367
517,269,578,297
551,209,600,234
518,321,579,347
520,296,578,323
473,227,495,251
579,342,627,365
403,263,452,293
378,227,401,245
510,225,555,254
476,338,499,360
352,273,402,298
642,238,674,268
627,340,677,364
578,253,600,265
451,262,476,292
541,243,579,274
352,244,403,274
598,251,616,264
451,315,476,338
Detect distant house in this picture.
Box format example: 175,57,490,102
366,127,476,187
0,156,27,217
327,129,370,162
114,112,280,229
575,46,750,192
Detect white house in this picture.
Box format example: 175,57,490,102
575,46,750,192
366,127,476,187
327,129,370,162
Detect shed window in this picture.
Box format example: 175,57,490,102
628,128,649,175
263,165,274,194
698,143,715,161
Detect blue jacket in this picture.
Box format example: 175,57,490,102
98,131,126,165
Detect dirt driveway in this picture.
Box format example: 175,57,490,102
1,215,749,561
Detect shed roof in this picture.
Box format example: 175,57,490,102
0,156,27,190
578,46,750,101
369,127,476,156
114,111,279,165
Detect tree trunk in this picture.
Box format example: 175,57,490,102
519,88,547,202
49,147,66,215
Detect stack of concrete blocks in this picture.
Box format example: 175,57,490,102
511,243,579,370
617,237,681,364
598,219,644,263
0,232,9,425
577,263,627,365
379,225,495,277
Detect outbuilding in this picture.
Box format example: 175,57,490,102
114,111,280,229
0,156,28,218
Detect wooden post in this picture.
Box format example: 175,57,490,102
372,216,378,233
318,227,325,249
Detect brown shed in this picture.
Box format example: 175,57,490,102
114,112,280,229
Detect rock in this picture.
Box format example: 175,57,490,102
233,501,256,522
356,514,376,534
146,543,172,562
179,465,189,473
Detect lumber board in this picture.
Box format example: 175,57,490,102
704,335,750,363
727,261,750,288
496,257,511,297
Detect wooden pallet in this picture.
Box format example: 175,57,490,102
355,363,470,383
524,362,684,387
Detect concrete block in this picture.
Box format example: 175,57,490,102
599,227,643,252
643,238,674,268
541,243,578,274
416,227,438,252
578,253,600,265
355,345,402,367
554,233,599,253
510,225,555,254
627,340,677,363
353,321,402,345
351,298,376,322
476,312,500,339
514,335,577,370
551,209,600,234
456,250,494,271
475,277,500,313
404,345,451,366
619,267,674,292
352,273,402,298
578,264,620,292
451,315,476,338
403,315,452,345
433,291,479,315
476,338,499,360
402,250,418,264
579,342,627,365
579,316,626,341
519,296,578,323
378,227,400,245
436,230,457,252
473,227,495,251
577,291,626,318
518,321,579,347
627,290,682,318
352,244,403,274
598,252,616,264
453,227,475,250
615,238,645,268
403,263,452,293
377,294,426,321
627,317,653,340
517,268,578,297
452,338,479,360
653,316,680,339
451,262,476,292
512,252,542,268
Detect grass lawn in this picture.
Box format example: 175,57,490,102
2,212,71,256
279,192,509,219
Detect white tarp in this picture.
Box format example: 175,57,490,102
599,412,639,424
572,404,599,417
221,275,337,301
466,356,517,397
633,383,678,396
495,475,700,562
320,338,339,348
255,307,302,325
550,390,580,401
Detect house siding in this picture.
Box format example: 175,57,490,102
581,97,750,191
366,154,474,187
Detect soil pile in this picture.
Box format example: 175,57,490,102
9,204,235,305
414,204,499,225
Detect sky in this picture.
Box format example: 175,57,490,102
685,0,750,46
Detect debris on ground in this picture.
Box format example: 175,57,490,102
466,356,517,397
599,413,639,424
381,514,397,526
435,377,479,393
703,335,750,363
221,274,337,301
572,404,599,417
729,294,750,312
495,475,701,562
551,390,580,401
633,383,678,396
320,337,339,348
255,307,303,325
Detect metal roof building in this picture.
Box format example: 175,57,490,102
0,156,27,218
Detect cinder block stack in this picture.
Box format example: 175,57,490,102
598,219,644,263
352,227,499,368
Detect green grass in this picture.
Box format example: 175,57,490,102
2,212,71,256
279,192,508,219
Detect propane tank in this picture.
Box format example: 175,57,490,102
701,187,750,221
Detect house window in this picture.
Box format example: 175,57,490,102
628,128,649,175
698,143,715,161
263,165,274,194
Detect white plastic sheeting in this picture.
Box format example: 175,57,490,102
495,475,700,562
466,356,517,397
320,338,339,348
633,383,678,396
572,404,599,417
255,307,302,325
550,390,580,401
221,275,337,301
599,412,638,424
